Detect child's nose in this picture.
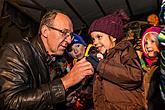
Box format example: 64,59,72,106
74,49,78,54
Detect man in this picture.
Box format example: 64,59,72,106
0,10,94,110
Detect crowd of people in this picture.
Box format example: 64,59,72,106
0,1,165,110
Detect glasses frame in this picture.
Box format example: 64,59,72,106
46,24,73,38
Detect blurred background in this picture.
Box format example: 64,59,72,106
0,0,162,46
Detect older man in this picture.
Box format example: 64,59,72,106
0,10,94,110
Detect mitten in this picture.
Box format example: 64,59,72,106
86,54,99,70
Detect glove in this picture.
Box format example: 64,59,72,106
86,54,99,70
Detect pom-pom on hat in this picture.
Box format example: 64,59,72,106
88,9,129,43
71,33,87,46
147,14,159,26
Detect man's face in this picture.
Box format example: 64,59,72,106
69,43,86,59
43,13,73,56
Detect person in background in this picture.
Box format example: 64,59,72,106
68,33,99,64
139,27,162,71
86,9,145,110
68,33,87,65
158,28,165,106
138,26,165,110
0,9,94,110
66,33,100,110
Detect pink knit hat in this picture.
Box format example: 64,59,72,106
88,10,129,42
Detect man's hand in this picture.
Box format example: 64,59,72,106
61,57,94,90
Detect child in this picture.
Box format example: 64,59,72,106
87,9,144,110
66,33,100,110
67,33,87,65
67,33,102,64
140,26,163,109
158,28,165,102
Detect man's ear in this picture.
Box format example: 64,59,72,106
41,25,49,38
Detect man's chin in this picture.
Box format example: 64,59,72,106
52,50,65,56
57,51,65,55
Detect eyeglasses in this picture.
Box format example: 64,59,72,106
46,25,73,38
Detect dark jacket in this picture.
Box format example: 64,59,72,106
0,37,65,110
93,40,145,110
142,58,165,110
147,66,165,110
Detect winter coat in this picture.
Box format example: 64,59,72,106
93,40,145,110
0,37,66,110
140,26,165,110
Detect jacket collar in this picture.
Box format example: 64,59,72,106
105,40,132,58
30,36,56,64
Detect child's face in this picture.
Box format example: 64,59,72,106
144,33,159,57
69,43,86,59
91,31,116,54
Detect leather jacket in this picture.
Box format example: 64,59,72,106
0,37,65,110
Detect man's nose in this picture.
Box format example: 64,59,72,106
65,35,72,44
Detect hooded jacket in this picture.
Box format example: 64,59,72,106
140,27,165,110
93,40,145,110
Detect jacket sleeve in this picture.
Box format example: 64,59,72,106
97,44,143,90
0,44,65,110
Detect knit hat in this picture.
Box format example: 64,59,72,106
88,10,129,43
71,33,87,46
